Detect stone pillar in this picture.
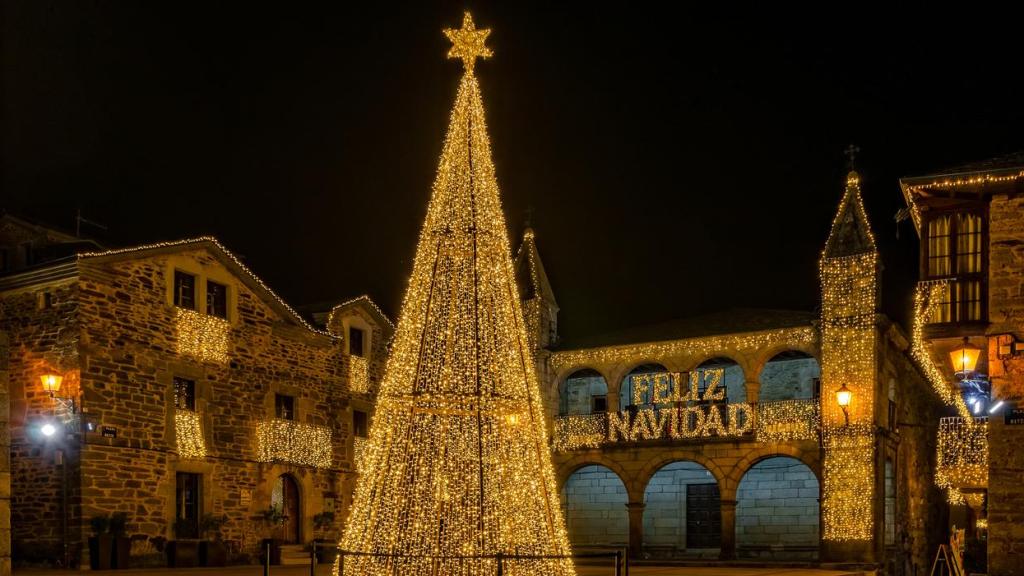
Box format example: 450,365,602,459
625,501,645,558
720,499,737,560
0,332,10,576
607,376,621,413
744,380,760,404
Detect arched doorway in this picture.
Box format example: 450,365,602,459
758,351,820,401
643,461,720,558
560,369,609,415
560,465,628,548
736,457,820,560
272,474,301,544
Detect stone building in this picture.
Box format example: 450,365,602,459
900,152,1024,576
515,170,947,574
0,219,391,568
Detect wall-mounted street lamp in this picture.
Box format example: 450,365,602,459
836,383,852,426
40,372,76,414
950,337,982,376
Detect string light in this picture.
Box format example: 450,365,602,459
552,414,605,451
911,282,973,420
550,326,817,375
819,171,876,542
256,418,333,469
350,355,370,394
755,399,820,442
175,308,231,364
326,294,395,331
338,13,574,576
353,436,368,473
935,416,988,489
80,238,335,336
175,410,207,459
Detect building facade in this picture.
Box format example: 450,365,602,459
900,153,1024,576
0,220,390,568
516,172,947,573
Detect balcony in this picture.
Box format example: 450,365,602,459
552,398,819,451
175,308,230,364
936,416,988,490
353,436,368,473
256,418,333,468
350,355,370,394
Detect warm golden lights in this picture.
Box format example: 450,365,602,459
175,410,207,459
949,337,981,374
819,170,877,541
40,374,63,395
936,416,988,491
175,308,231,364
349,355,370,394
256,418,333,469
337,13,573,576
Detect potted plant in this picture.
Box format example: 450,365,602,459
312,511,337,563
166,518,200,568
88,515,113,570
199,513,228,567
259,506,284,566
110,512,131,569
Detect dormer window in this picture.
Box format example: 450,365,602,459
207,280,228,319
174,271,197,310
349,327,365,357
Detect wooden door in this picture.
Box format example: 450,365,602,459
686,483,721,549
277,475,300,544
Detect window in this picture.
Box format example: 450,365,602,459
174,271,197,310
591,395,608,414
349,327,365,357
276,394,295,420
174,377,196,411
884,459,896,546
37,291,53,310
353,410,369,438
175,472,201,539
924,212,985,323
19,242,33,266
206,280,228,319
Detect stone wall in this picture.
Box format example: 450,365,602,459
1,331,11,576
987,192,1024,576
0,246,384,567
642,461,717,551
560,465,627,547
758,358,820,401
561,374,607,415
735,456,819,559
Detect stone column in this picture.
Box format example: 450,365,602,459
720,498,737,560
744,380,760,404
625,501,645,558
607,375,621,413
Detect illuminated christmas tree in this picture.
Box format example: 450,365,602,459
338,13,575,576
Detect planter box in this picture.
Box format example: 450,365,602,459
89,535,114,570
167,540,200,568
200,541,227,567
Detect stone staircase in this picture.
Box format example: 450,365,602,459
279,544,310,566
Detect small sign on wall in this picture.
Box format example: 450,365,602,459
240,489,252,507
1005,408,1024,426
101,426,117,438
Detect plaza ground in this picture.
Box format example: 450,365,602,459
13,565,868,576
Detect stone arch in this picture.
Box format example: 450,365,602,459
734,455,820,560
558,368,609,416
690,356,748,405
559,463,630,548
751,341,820,381
556,455,632,494
757,349,821,402
636,451,726,503
641,458,724,554
724,445,820,501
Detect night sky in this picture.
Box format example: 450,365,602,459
4,2,1023,345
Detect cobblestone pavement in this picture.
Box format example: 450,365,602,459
14,565,861,576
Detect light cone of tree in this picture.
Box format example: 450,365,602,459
337,13,575,576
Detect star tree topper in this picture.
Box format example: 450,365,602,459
444,11,492,73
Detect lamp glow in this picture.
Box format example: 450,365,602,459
836,383,852,408
40,374,63,395
989,400,1005,414
41,423,57,437
950,337,982,375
